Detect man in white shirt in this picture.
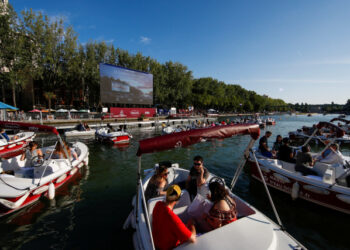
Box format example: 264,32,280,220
319,143,345,165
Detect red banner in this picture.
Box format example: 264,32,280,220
110,107,156,118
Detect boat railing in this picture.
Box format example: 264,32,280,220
136,156,155,250
38,141,58,185
249,149,284,229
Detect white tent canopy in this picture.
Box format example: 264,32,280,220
56,109,68,112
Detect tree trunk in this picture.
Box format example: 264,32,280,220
82,77,85,103
1,84,5,103
31,79,35,109
12,83,16,107
48,98,51,114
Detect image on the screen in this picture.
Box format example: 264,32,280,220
100,63,153,105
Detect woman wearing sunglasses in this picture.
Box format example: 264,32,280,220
145,161,171,201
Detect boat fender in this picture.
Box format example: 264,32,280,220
291,182,299,200
303,185,330,195
336,194,350,204
123,210,136,229
273,173,291,183
33,185,49,195
131,195,136,207
56,174,67,183
48,182,55,200
259,164,271,173
70,167,78,176
0,191,30,210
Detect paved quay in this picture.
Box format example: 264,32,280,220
24,116,218,131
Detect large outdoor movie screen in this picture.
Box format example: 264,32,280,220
99,63,153,105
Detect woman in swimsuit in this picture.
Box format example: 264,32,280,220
205,181,237,230
144,162,171,201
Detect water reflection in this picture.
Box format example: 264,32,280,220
1,114,349,249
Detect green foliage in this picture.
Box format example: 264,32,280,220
0,6,290,112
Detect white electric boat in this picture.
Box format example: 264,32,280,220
96,127,132,144
123,124,305,250
0,121,89,217
0,130,35,159
64,129,96,137
249,122,350,214
289,123,350,145
330,118,350,134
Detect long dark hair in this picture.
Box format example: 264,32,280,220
275,135,282,143
209,181,228,203
152,161,171,181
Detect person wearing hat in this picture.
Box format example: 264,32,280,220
278,137,296,163
152,185,196,250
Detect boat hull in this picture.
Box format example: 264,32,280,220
248,160,350,214
0,133,35,159
0,152,88,217
64,130,95,137
96,129,131,144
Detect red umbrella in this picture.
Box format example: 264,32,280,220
29,109,41,113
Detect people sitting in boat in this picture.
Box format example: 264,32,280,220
0,129,10,141
259,131,273,158
117,125,123,131
295,145,318,176
52,141,75,160
278,138,296,163
152,185,196,249
64,141,79,161
186,155,210,198
145,162,171,201
318,143,344,165
76,122,86,131
107,123,115,133
272,135,283,155
175,125,183,132
20,141,43,164
83,122,90,131
204,180,237,230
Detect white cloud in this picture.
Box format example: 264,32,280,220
279,88,284,92
140,36,151,44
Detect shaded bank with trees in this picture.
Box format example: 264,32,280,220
1,3,289,112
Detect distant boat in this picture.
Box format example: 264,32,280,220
307,113,312,117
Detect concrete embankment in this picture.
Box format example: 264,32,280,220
25,116,218,131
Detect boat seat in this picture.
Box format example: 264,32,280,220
279,160,296,172
74,146,82,156
147,190,191,226
305,175,323,182
313,162,332,176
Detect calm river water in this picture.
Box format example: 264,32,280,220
0,114,349,250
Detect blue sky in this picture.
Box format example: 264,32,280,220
12,0,350,104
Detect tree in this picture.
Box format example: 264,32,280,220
0,3,30,107
44,91,56,113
